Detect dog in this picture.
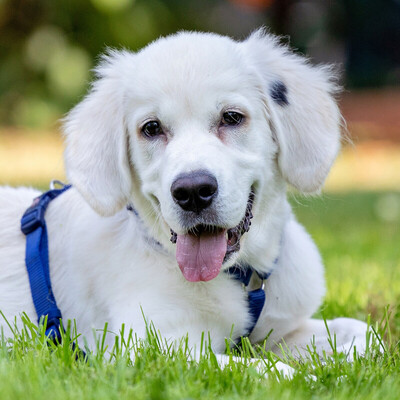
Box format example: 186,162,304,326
0,29,370,376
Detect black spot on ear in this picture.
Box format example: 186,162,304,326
270,81,289,106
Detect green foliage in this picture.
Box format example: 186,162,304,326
0,0,203,128
1,0,398,128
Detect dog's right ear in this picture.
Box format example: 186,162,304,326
63,51,134,216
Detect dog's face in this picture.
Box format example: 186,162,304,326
126,34,278,281
63,30,341,281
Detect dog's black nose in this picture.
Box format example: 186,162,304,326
171,171,218,213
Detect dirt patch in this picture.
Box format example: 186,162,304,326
326,141,400,192
0,128,65,187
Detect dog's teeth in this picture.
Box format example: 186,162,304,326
170,229,177,244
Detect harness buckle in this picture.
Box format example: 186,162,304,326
253,273,266,292
21,199,45,235
49,180,67,190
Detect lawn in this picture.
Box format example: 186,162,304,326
0,131,399,399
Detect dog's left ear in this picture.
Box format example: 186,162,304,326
241,30,341,192
63,51,133,216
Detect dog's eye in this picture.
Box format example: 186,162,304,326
142,121,163,138
221,111,244,126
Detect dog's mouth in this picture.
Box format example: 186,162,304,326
169,191,254,282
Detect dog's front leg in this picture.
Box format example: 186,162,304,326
275,318,373,360
191,350,294,379
217,354,295,379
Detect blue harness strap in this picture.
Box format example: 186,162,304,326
226,264,273,337
21,184,71,340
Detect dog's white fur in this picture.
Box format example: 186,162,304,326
0,30,369,375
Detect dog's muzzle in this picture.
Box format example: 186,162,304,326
169,190,255,282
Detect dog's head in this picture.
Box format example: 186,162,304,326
63,30,341,282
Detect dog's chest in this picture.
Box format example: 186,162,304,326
46,202,252,350
106,263,252,350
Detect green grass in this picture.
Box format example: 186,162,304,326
292,191,400,331
1,191,399,399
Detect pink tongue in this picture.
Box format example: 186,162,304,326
176,230,227,282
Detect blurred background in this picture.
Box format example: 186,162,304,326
0,0,399,332
0,0,399,189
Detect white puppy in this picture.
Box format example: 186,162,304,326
0,30,369,375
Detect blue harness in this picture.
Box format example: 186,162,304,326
21,185,274,342
226,266,271,337
20,184,71,341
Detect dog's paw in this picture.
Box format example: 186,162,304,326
213,354,295,379
327,317,383,360
248,359,295,380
